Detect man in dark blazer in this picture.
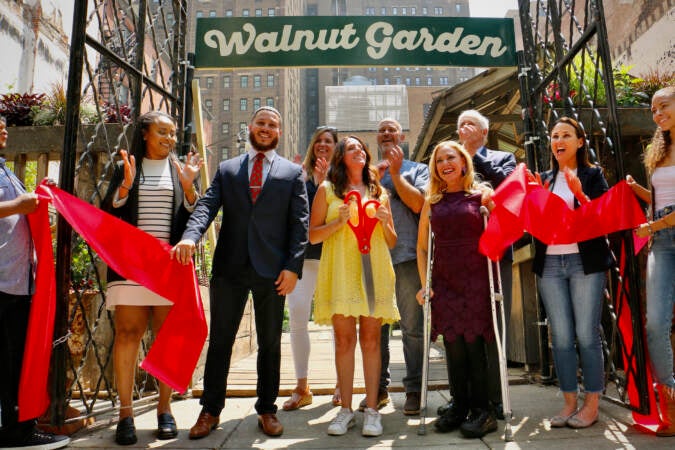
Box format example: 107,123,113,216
436,109,516,432
172,106,309,438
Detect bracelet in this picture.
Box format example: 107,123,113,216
646,221,655,235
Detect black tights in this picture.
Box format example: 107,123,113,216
444,335,490,411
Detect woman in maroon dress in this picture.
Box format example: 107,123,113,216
416,140,496,438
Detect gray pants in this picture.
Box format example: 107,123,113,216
379,260,424,393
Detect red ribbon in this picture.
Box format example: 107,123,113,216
478,164,660,430
20,182,207,420
344,190,380,254
478,164,649,260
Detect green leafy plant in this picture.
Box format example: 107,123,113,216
633,69,675,99
31,82,101,125
0,93,45,125
613,65,650,107
566,53,607,106
70,235,99,291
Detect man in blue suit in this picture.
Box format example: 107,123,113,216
172,106,309,438
436,109,516,434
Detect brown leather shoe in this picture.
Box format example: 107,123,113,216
258,413,283,437
189,411,219,439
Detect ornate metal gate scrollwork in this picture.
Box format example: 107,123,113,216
518,0,651,414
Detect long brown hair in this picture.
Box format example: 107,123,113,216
328,135,382,199
644,86,674,174
549,116,594,171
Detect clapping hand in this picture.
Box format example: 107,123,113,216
119,149,136,188
174,151,203,188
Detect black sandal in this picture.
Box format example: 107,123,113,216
115,416,137,445
157,413,178,439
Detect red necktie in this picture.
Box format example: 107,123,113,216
250,153,265,203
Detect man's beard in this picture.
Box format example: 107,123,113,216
250,132,279,152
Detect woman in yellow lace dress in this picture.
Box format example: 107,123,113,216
310,135,399,437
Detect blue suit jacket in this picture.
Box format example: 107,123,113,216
183,153,309,279
473,146,517,189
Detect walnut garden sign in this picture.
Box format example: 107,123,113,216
194,17,517,69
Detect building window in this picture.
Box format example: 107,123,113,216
394,77,401,85
368,67,376,72
240,98,248,111
415,77,421,86
427,77,433,86
422,7,428,15
380,7,386,15
405,78,411,86
209,10,216,17
222,147,229,160
255,8,262,16
434,7,443,15
239,122,247,133
411,7,416,15
392,7,397,15
205,99,213,112
402,7,407,15
253,75,261,88
223,75,231,88
206,76,214,89
268,8,275,16
223,99,230,111
196,10,203,18
221,123,229,134
439,77,449,85
253,98,261,110
267,74,274,87
384,78,390,85
365,7,375,15
240,75,248,88
266,97,274,107
225,9,233,17
242,8,250,17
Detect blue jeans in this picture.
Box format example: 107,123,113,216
645,206,675,388
538,253,606,393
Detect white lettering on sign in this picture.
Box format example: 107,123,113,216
203,21,508,60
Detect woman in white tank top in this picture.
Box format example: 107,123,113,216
627,86,675,437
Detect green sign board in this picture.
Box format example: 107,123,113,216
195,16,517,69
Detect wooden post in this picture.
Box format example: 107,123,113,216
191,79,217,254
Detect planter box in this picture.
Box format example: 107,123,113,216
1,124,130,159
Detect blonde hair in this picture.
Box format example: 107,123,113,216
427,140,480,204
644,86,675,174
302,126,338,178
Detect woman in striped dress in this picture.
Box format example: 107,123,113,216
102,111,202,445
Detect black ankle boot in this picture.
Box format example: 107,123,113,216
459,409,497,438
434,402,468,433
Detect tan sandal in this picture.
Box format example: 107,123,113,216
332,385,341,407
282,388,313,411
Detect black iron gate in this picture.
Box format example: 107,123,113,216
49,0,191,425
517,0,651,414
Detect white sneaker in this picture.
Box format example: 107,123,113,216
362,407,383,436
327,408,355,435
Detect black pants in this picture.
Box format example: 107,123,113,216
0,292,35,445
444,335,490,411
201,266,285,416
